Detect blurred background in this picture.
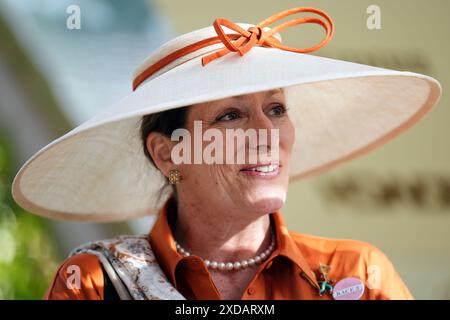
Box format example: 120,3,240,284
0,0,448,299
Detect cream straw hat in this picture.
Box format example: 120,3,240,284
11,7,442,222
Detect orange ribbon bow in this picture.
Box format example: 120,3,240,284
133,7,334,91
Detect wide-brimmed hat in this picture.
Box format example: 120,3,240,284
12,7,442,222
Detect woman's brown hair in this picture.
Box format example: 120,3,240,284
140,106,189,167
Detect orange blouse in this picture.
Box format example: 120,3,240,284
45,200,413,300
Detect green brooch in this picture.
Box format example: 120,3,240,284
316,263,334,296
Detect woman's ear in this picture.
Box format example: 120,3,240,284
146,132,173,177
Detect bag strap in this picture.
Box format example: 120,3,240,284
69,235,186,300
94,251,133,300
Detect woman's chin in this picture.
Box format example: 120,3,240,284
240,187,287,214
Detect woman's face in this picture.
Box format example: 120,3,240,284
175,88,295,216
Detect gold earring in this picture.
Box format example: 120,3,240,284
168,169,181,185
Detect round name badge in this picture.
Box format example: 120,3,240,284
332,277,365,300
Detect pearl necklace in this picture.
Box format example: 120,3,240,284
174,230,276,271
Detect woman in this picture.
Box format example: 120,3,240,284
12,7,441,300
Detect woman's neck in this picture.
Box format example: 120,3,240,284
170,197,273,264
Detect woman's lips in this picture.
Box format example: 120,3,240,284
239,164,281,177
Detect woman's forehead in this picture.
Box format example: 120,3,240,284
195,88,284,109
224,88,284,101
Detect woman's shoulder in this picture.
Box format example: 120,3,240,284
288,230,395,271
45,234,155,300
288,230,382,257
44,252,105,300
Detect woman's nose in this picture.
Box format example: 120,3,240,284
247,109,279,159
249,109,275,131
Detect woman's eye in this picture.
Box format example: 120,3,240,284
217,111,240,122
268,104,287,116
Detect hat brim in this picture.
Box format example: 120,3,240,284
12,47,442,222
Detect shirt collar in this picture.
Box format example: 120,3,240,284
148,197,320,290
270,210,320,289
148,197,184,288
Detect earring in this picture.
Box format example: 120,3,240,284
168,169,181,185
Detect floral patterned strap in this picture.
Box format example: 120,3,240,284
87,248,133,300
69,235,186,300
